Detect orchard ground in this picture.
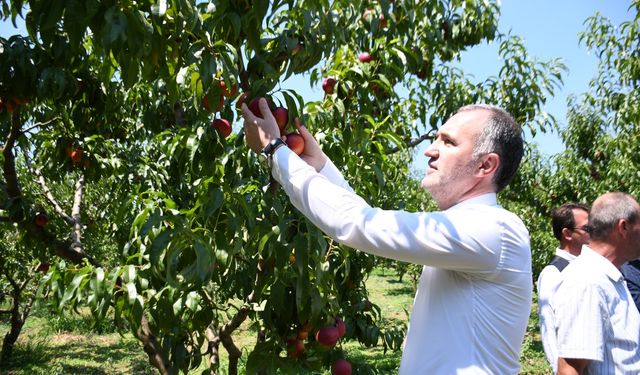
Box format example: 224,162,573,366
0,267,551,374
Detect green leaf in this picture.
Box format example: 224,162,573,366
151,0,167,16
126,282,137,305
185,291,201,312
194,239,213,283
125,265,136,283
60,273,88,309
150,229,173,268
173,295,184,316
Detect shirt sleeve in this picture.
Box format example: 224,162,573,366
536,266,562,372
270,147,504,272
622,262,640,313
317,158,354,193
555,281,606,362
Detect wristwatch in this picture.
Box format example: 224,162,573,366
261,138,286,157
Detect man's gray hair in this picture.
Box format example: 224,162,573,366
457,104,523,192
589,192,639,240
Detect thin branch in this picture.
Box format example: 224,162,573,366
2,111,23,213
70,174,85,249
21,148,74,225
386,130,436,154
21,117,60,134
324,239,335,263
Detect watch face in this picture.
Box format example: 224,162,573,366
263,138,284,156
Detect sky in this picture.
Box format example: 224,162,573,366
280,0,637,172
1,1,637,171
419,0,635,170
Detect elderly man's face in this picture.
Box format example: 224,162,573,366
421,109,491,209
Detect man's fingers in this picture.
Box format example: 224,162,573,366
241,103,256,123
294,118,312,138
259,98,275,122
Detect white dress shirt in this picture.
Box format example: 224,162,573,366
537,249,578,373
271,147,533,374
554,246,640,374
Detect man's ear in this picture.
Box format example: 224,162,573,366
478,152,500,177
617,219,629,238
561,227,573,242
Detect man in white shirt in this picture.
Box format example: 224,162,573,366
553,192,640,375
242,99,532,374
537,203,590,373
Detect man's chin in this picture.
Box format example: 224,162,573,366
421,178,437,194
421,177,430,191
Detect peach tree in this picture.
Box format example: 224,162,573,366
1,0,564,373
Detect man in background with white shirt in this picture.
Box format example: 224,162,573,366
537,202,590,373
241,99,532,374
554,192,640,374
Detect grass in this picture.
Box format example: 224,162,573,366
1,268,551,374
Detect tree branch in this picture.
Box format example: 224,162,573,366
71,174,85,250
2,111,24,221
386,130,436,154
21,117,60,134
16,145,99,267
135,315,173,375
212,258,265,375
21,148,74,225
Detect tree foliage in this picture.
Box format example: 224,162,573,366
1,0,566,373
500,3,640,277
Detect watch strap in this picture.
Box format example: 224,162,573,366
261,138,286,156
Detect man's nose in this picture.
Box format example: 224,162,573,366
424,142,438,158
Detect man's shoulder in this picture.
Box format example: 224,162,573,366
538,255,570,281
537,264,562,295
558,255,609,289
548,256,570,272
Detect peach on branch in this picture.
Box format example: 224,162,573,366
322,77,336,94
212,118,232,138
315,325,340,348
285,132,305,155
332,359,352,375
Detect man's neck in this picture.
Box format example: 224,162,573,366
560,244,582,257
588,240,625,269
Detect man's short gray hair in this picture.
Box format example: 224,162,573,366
589,192,639,240
457,104,523,192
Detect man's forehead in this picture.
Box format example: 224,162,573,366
438,109,490,136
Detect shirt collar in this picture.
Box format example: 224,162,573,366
448,193,498,210
555,248,578,261
581,245,624,282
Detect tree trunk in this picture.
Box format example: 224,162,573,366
0,275,32,365
134,315,175,375
1,315,24,363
